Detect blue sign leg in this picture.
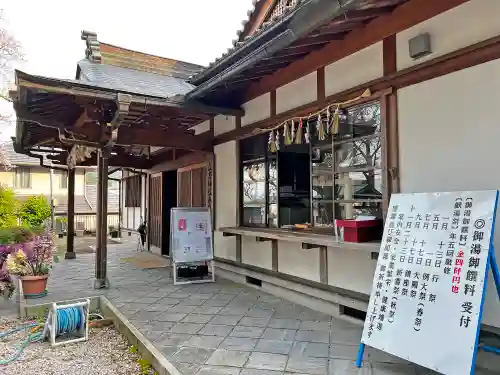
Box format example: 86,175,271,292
489,247,500,299
355,343,365,367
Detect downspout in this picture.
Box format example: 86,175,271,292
187,0,364,100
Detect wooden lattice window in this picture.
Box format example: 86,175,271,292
125,174,142,207
269,0,298,21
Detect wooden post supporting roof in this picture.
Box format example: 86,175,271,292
65,168,76,259
94,150,110,289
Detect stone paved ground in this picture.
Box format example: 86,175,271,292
12,240,499,375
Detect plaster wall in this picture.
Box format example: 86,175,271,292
242,93,271,126
324,42,383,96
398,58,500,328
396,0,500,71
276,72,316,114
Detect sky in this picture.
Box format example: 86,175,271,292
0,0,255,140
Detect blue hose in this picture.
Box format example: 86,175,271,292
0,307,85,366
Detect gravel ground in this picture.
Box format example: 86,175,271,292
0,316,147,375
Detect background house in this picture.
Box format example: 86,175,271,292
0,142,120,232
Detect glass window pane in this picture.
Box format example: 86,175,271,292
312,201,334,230
242,162,266,225
334,169,382,201
335,101,381,142
334,137,381,171
335,201,383,220
268,159,278,227
312,147,334,227
240,134,267,162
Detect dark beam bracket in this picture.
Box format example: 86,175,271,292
302,242,320,250
256,237,272,242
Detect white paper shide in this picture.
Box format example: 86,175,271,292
361,191,498,375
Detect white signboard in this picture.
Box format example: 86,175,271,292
361,191,498,375
170,207,213,263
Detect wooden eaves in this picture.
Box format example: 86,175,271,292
11,70,244,168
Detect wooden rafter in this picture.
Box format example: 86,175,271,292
242,0,468,102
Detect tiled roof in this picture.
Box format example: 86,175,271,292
236,0,300,43
85,184,120,213
98,43,204,80
79,31,204,98
77,59,196,98
3,142,41,166
191,0,303,82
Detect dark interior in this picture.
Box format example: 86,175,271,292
161,170,178,256
278,144,311,226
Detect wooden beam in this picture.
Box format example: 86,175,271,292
117,128,213,152
270,89,276,117
383,34,397,76
302,242,320,250
13,103,66,129
16,73,245,117
180,99,245,117
256,237,272,242
214,29,500,146
150,150,208,172
242,0,275,40
317,67,325,101
242,0,468,102
73,108,90,128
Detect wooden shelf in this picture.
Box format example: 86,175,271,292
219,226,380,253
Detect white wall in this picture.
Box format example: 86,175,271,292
193,120,211,135
214,139,238,261
398,58,500,328
276,72,317,114
214,115,236,136
396,0,500,71
325,42,383,96
241,237,273,269
278,243,321,282
242,93,270,126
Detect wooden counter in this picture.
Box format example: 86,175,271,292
219,226,380,253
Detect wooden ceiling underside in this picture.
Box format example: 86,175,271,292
17,86,214,150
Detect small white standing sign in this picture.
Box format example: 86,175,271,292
361,191,498,375
170,207,215,285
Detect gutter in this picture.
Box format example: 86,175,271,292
12,143,68,172
187,0,364,100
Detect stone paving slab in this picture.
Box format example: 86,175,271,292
19,240,499,375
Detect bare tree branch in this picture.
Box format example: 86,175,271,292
0,10,22,169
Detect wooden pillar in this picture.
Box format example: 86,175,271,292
65,168,76,259
118,177,122,237
94,150,110,289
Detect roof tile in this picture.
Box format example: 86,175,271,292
78,59,196,98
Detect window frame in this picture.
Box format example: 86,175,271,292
311,99,384,231
58,170,68,189
14,167,32,189
239,134,278,228
238,96,390,233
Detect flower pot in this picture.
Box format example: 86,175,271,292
20,275,48,299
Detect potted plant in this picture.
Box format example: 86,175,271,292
6,231,58,299
109,225,119,239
